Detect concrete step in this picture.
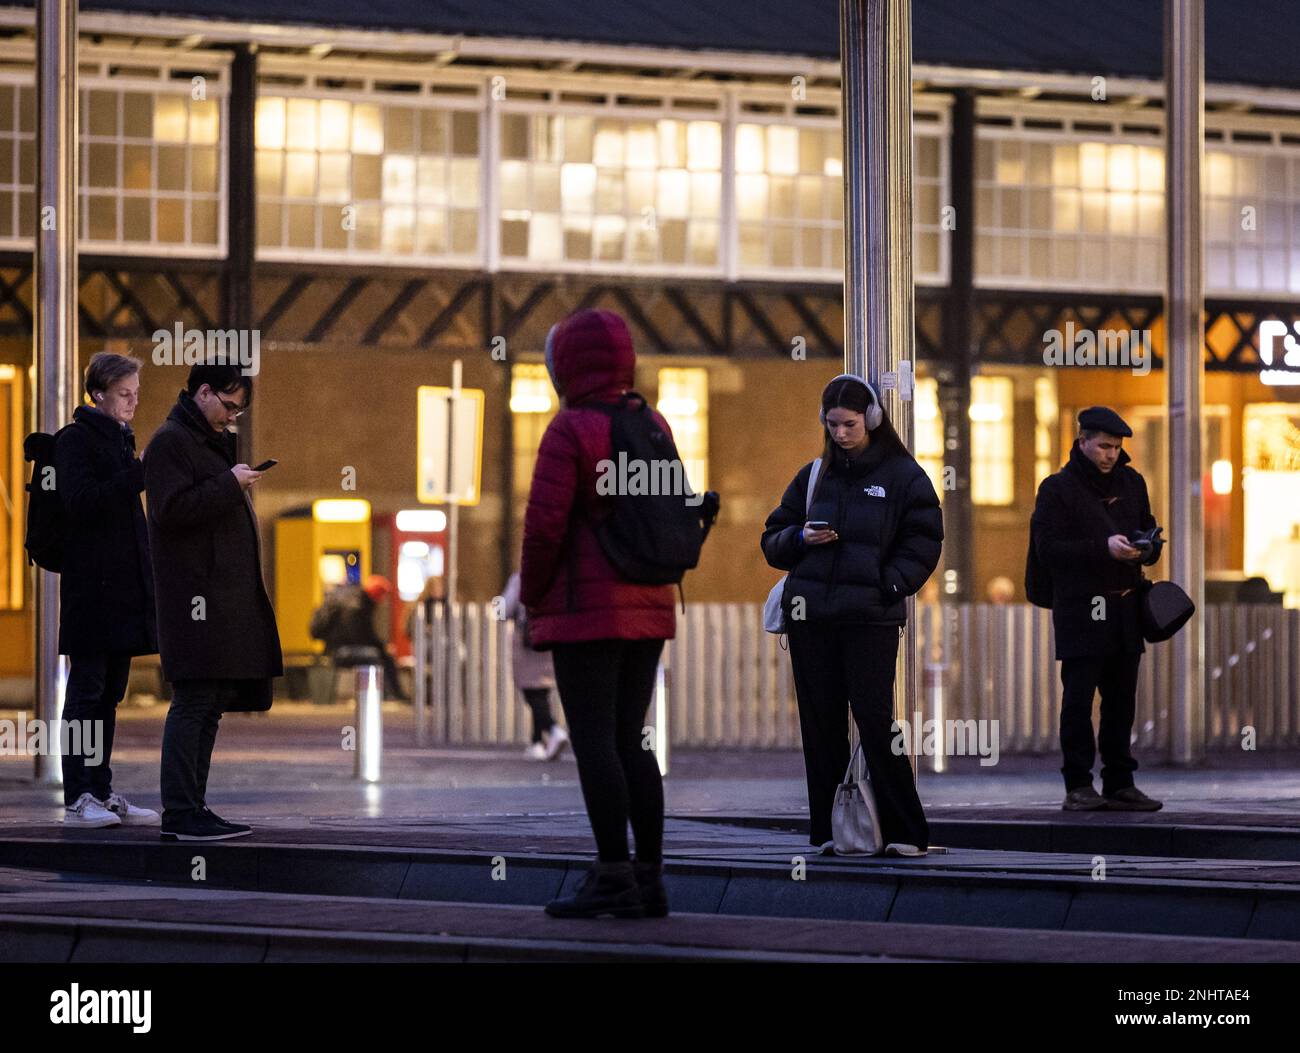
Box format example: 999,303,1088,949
3,869,1298,963
684,810,1300,861
4,825,1300,942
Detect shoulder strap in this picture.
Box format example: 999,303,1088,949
805,459,823,515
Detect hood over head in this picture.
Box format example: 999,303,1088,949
544,309,635,406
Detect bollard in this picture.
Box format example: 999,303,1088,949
924,662,945,773
413,601,428,747
354,663,383,783
653,661,669,777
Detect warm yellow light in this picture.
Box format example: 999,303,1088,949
968,403,1004,423
1079,142,1108,190
0,364,15,379
735,124,765,174
313,499,371,523
510,393,553,413
1212,459,1234,495
657,396,698,416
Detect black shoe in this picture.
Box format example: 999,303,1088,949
1063,786,1108,811
1104,786,1163,812
161,810,252,841
545,861,644,919
633,859,669,918
200,807,252,836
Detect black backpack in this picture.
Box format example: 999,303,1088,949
586,392,720,588
1024,512,1053,609
23,426,71,572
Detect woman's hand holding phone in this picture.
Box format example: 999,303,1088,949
802,520,838,545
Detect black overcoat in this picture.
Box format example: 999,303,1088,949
54,405,158,656
143,392,283,689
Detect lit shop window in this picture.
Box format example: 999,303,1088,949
914,377,945,498
0,81,224,252
255,95,480,259
499,113,722,269
656,368,708,493
1204,149,1300,295
1243,404,1300,607
975,135,1165,290
969,375,1014,506
0,364,22,608
1034,375,1059,490
510,364,557,511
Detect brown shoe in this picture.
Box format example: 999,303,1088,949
1104,786,1163,812
1063,786,1108,811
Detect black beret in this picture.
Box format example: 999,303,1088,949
1077,405,1132,438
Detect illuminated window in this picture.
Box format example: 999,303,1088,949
0,53,227,254
969,375,1013,506
1034,375,1059,490
734,115,947,283
656,367,708,493
1204,149,1300,295
0,364,22,609
914,377,945,498
255,83,480,261
500,113,722,270
511,364,557,512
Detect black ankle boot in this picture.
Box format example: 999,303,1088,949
633,859,669,918
545,860,644,919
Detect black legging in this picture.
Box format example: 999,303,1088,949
549,637,665,863
522,687,557,743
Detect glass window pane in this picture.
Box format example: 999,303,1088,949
157,198,185,242
190,99,219,145
154,95,187,143
319,99,351,151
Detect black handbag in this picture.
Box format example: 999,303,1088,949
1140,580,1195,643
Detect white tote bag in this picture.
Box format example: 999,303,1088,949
831,743,884,855
763,458,823,634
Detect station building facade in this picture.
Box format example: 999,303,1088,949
1,2,1299,683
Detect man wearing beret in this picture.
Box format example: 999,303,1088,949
1030,406,1164,812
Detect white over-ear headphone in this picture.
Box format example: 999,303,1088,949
819,373,883,431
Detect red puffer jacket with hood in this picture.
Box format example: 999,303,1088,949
520,309,677,646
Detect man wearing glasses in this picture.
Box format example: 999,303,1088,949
143,362,283,840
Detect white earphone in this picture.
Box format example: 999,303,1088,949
819,373,883,431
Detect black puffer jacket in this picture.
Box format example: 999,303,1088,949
761,439,944,625
1032,442,1158,659
54,405,157,656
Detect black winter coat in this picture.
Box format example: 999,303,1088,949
143,392,283,686
1032,443,1158,659
54,405,158,656
761,439,944,625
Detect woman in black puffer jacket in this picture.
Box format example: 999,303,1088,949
761,374,943,855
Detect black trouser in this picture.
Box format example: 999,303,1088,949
550,638,665,863
787,622,929,849
1059,652,1141,794
61,652,132,806
160,678,230,825
522,688,557,743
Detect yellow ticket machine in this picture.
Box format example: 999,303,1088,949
274,499,372,656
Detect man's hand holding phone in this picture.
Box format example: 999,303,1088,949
803,520,838,545
232,463,264,490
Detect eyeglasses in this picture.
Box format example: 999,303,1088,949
216,395,248,419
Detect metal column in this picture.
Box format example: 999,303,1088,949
33,0,78,783
840,0,918,750
1164,0,1206,763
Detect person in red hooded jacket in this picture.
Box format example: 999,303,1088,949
521,309,675,920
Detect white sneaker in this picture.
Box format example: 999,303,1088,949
524,742,548,761
543,725,570,761
103,793,161,826
884,842,928,858
64,792,121,828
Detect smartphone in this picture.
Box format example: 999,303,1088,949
807,520,831,531
251,459,278,472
